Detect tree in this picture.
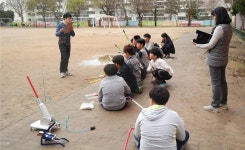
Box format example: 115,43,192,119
117,1,129,26
90,0,117,16
6,0,26,26
50,0,66,25
129,0,154,27
164,0,179,21
232,0,245,30
152,2,158,27
152,1,164,27
0,2,5,10
0,10,14,24
26,0,56,28
66,0,86,28
186,0,198,26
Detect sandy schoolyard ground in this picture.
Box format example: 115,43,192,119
0,27,203,129
0,27,245,149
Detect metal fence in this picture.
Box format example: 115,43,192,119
1,19,215,28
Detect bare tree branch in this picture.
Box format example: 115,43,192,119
6,0,26,26
129,0,154,27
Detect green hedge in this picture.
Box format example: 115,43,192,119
233,27,245,40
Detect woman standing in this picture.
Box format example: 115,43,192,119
193,6,232,113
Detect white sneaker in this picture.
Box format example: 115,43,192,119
65,71,73,76
60,72,66,78
219,104,228,110
203,105,219,113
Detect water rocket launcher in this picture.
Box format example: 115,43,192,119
26,75,60,131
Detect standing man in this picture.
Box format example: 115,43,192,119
55,12,75,78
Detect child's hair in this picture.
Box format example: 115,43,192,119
63,12,72,19
104,64,118,76
123,44,136,55
143,33,151,39
149,86,170,105
136,38,145,46
133,35,141,40
112,55,125,66
161,33,169,39
150,47,163,58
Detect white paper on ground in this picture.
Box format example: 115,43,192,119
80,101,94,110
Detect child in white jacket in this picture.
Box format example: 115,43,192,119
147,47,174,86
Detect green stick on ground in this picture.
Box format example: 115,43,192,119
114,44,123,53
123,29,130,43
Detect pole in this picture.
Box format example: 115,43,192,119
123,29,130,43
131,99,144,109
26,75,39,98
114,44,123,53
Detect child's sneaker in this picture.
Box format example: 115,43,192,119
203,105,219,113
219,104,228,110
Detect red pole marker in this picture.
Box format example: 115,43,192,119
26,75,39,98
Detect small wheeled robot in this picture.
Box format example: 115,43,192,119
37,122,69,147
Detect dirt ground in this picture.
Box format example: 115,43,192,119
0,26,244,137
0,27,196,129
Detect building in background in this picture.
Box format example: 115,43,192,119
0,0,235,27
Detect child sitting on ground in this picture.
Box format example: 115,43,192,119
98,64,131,111
112,55,139,94
161,33,175,58
131,35,141,52
123,44,144,93
134,86,189,150
136,38,149,80
147,47,174,86
136,38,150,67
143,33,154,52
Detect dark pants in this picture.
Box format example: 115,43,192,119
152,69,172,83
209,66,228,108
134,130,189,150
59,44,71,73
177,130,190,150
162,48,170,56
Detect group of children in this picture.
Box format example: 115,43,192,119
56,13,188,149
98,33,189,149
99,33,174,110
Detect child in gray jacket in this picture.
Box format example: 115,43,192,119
98,64,131,111
134,86,189,150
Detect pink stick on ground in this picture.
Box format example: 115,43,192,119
123,127,135,150
26,75,39,98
